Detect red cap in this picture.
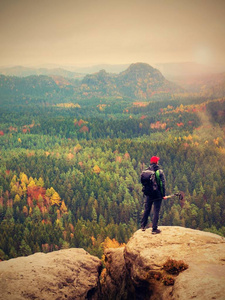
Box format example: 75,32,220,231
150,156,160,164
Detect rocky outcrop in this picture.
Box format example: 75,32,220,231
0,248,102,300
102,226,225,300
1,227,225,300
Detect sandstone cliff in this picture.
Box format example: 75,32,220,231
0,227,225,300
102,226,225,300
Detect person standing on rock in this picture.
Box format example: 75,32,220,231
141,156,166,234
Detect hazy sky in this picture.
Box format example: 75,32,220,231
0,0,225,67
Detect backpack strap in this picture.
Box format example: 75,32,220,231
155,170,163,195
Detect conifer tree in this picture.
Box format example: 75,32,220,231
19,240,32,256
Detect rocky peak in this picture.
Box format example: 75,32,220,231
119,62,165,81
82,69,114,86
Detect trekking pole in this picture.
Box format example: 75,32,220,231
142,192,184,202
163,192,184,201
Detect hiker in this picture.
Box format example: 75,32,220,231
141,156,166,234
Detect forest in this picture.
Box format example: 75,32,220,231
0,71,225,261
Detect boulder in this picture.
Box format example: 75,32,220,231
0,248,102,300
103,226,225,300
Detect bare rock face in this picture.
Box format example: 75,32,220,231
101,247,127,299
1,227,225,300
103,226,225,300
0,248,102,300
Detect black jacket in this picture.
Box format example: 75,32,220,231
148,163,166,200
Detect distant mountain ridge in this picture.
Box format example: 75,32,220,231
1,62,224,101
0,66,84,79
0,63,183,100
0,64,130,78
1,61,224,81
79,63,183,99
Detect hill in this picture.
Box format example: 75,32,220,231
117,63,182,98
80,63,183,99
0,74,79,101
0,74,59,97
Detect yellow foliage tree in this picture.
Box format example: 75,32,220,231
60,200,68,214
28,176,34,183
102,237,125,250
93,165,101,174
21,182,27,195
37,177,44,187
10,185,19,197
51,192,61,206
14,194,21,203
46,187,56,197
10,183,23,197
10,175,17,190
17,186,23,197
214,137,220,146
74,143,82,153
23,206,28,216
55,218,64,230
67,153,74,160
91,236,96,246
20,172,29,184
28,180,36,188
184,134,193,141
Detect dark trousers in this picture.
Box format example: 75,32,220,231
141,196,162,230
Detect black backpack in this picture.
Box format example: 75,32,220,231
141,169,159,196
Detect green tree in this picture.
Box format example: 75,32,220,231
19,240,32,256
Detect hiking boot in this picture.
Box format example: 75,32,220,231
152,229,161,234
141,227,146,231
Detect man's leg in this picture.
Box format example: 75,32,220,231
152,199,162,231
141,196,153,229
